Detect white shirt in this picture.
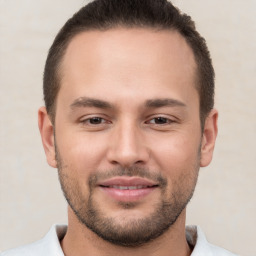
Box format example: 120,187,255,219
1,225,238,256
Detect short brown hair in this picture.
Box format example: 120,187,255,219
43,0,214,126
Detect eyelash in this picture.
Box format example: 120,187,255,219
80,116,175,127
80,117,109,125
146,116,174,125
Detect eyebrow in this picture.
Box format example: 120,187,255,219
145,98,186,108
70,97,113,110
70,97,186,111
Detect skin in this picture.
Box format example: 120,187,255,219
38,28,218,256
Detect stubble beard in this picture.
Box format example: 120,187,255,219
56,147,200,247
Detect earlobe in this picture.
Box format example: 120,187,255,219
38,107,57,168
200,109,218,167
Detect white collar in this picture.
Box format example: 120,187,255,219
2,224,238,256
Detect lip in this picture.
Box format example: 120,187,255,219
99,177,157,187
97,177,158,202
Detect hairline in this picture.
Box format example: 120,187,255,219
50,26,205,128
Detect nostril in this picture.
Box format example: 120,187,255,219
135,160,145,164
110,160,120,165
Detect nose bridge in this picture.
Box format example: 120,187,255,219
107,118,149,167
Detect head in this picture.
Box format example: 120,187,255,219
39,0,218,248
43,0,214,127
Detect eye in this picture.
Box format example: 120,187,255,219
147,117,172,125
81,117,108,125
89,117,104,124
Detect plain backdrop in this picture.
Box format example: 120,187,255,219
0,0,255,255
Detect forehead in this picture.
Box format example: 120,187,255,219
58,28,198,107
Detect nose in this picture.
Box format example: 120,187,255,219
107,122,150,168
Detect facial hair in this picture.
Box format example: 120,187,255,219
56,146,200,247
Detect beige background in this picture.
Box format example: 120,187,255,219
0,0,255,255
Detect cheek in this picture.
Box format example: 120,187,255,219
56,131,109,176
150,131,201,176
151,133,201,200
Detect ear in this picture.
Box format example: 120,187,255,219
38,107,57,168
200,109,218,167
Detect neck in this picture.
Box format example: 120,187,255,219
61,207,191,256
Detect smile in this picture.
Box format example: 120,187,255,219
102,185,155,190
98,177,159,202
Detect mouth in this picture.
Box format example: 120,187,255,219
97,177,159,202
101,185,157,190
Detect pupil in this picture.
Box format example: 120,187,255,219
90,117,102,124
155,117,167,124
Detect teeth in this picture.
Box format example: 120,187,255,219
111,185,146,190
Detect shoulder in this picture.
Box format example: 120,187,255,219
0,235,51,256
1,240,44,256
0,225,67,256
206,243,239,256
186,225,239,256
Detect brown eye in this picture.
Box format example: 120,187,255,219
148,117,171,125
81,117,107,125
79,116,112,131
88,117,104,124
154,117,168,124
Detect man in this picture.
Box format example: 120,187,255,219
1,0,238,255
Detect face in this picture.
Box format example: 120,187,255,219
39,28,218,247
